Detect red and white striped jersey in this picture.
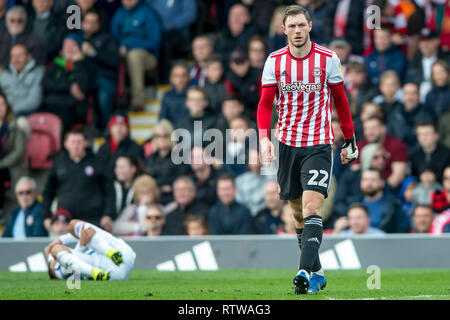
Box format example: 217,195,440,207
261,43,344,147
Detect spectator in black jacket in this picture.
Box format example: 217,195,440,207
164,176,209,235
175,87,217,140
0,5,46,69
2,176,47,238
97,112,143,180
405,29,449,96
253,180,285,234
226,50,260,120
411,121,450,184
81,8,120,130
214,3,261,66
190,145,217,209
387,82,435,153
159,63,190,127
29,0,67,62
42,129,116,232
145,119,190,205
344,61,378,117
41,33,95,132
424,60,450,118
208,173,253,235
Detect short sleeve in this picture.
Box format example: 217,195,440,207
327,52,344,86
261,56,277,87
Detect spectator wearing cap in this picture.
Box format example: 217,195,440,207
226,49,261,120
48,206,71,239
81,8,120,131
2,176,47,238
0,5,45,69
41,33,96,132
364,25,407,86
42,129,116,231
28,0,66,62
214,3,261,66
111,0,162,110
97,112,143,180
0,43,45,117
405,29,449,100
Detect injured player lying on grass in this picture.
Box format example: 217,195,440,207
45,219,136,281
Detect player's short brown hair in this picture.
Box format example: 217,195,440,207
283,5,311,25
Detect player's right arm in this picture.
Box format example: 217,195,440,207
257,55,277,163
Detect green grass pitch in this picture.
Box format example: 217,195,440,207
1,269,449,300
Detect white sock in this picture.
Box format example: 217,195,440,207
313,268,324,276
75,222,112,256
56,251,94,278
297,269,310,278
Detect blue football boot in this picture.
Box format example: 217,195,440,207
308,273,327,294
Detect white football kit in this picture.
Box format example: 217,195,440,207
51,222,136,280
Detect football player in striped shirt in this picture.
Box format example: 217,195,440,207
257,5,358,294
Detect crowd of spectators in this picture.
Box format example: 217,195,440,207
0,0,450,239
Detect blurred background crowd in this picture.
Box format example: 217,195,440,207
0,0,449,239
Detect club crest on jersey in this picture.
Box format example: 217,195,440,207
312,67,322,77
280,81,322,93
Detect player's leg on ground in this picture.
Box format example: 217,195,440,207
289,197,322,272
299,190,324,274
69,219,124,266
69,220,113,256
50,244,98,279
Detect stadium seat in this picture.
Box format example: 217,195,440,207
25,113,62,170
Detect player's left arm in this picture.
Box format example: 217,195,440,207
327,52,358,164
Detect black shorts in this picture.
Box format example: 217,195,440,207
277,143,333,200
